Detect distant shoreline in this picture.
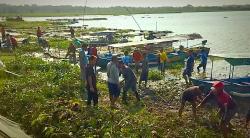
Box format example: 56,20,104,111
0,4,250,17
0,10,250,17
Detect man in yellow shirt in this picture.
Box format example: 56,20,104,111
159,48,167,75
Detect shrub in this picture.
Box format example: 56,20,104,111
148,70,163,81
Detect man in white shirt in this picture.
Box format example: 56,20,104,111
107,55,120,108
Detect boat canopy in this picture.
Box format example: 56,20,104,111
225,58,250,66
108,35,189,48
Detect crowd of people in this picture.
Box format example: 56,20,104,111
79,46,249,138
1,25,249,137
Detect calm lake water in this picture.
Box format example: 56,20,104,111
14,11,250,78
22,11,250,57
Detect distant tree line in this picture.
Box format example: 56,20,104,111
0,4,250,16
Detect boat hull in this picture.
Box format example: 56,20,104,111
190,77,250,96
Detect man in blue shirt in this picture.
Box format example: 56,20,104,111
121,51,131,66
183,50,194,85
197,49,208,73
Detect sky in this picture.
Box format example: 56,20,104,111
0,0,250,7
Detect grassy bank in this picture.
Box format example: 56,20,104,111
0,46,248,137
0,21,53,29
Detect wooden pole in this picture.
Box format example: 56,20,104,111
210,58,214,80
229,65,232,79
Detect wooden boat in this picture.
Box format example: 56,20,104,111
97,35,209,69
190,56,250,97
96,36,187,69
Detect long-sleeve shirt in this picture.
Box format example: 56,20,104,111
107,61,119,84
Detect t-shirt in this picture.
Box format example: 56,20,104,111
85,64,97,91
160,51,167,63
215,90,236,110
10,37,17,46
107,61,119,84
202,90,236,110
122,66,137,84
92,47,97,56
122,56,131,65
186,54,194,70
37,29,42,37
200,52,208,64
133,51,142,62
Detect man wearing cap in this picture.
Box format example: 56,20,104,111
197,81,237,138
178,85,205,118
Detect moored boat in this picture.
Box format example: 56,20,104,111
190,56,250,96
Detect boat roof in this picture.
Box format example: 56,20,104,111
209,54,250,66
225,58,250,66
108,35,189,48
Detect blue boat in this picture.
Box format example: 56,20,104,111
190,56,250,97
97,36,210,69
96,52,122,69
96,51,187,69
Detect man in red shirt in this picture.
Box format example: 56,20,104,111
197,81,237,138
91,45,97,57
132,49,142,73
10,35,18,50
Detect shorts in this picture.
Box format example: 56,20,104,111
140,70,148,81
108,82,120,98
183,68,192,77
